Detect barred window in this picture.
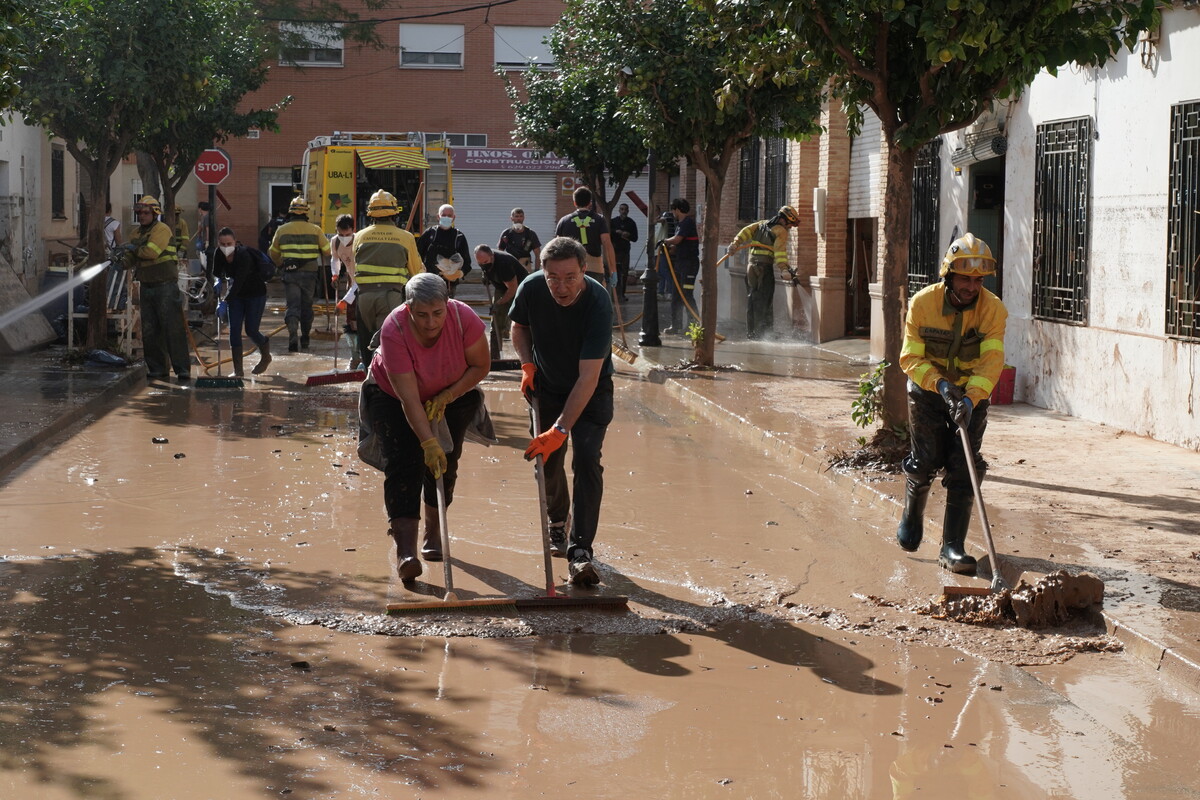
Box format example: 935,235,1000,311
763,136,788,213
1033,117,1092,324
1166,100,1200,341
737,138,760,221
908,138,942,294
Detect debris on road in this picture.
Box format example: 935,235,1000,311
924,570,1105,628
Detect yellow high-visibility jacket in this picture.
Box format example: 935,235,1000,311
130,221,177,285
269,218,330,272
353,221,422,287
900,282,1008,404
173,218,191,259
732,220,789,270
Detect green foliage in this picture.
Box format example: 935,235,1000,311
851,361,889,429
685,322,705,344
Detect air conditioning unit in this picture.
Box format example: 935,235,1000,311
950,127,1007,167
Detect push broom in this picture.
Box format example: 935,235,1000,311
194,303,242,389
306,283,365,386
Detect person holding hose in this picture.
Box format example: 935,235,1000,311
362,273,489,581
123,195,190,381
659,198,700,335
212,227,271,377
896,233,1008,574
730,205,801,340
510,236,615,587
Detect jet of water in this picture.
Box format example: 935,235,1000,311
0,261,110,330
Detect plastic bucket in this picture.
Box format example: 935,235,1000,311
991,365,1016,405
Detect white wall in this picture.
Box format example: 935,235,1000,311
1003,7,1200,449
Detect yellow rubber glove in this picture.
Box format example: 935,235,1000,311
423,389,454,422
420,437,447,479
520,363,536,403
524,425,568,461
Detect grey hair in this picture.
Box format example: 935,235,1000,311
540,236,586,268
405,272,450,306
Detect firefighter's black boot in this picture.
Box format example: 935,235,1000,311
895,478,930,552
938,491,978,575
287,319,299,352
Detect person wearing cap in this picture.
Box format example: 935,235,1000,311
730,204,801,340
269,196,331,352
123,196,191,380
896,233,1008,575
353,190,422,367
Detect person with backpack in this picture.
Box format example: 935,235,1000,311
416,204,472,297
555,186,617,287
213,226,271,376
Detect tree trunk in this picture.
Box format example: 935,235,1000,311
84,176,109,349
135,151,160,202
880,142,918,428
697,171,725,366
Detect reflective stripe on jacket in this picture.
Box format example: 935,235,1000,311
733,220,789,268
131,221,177,285
269,219,330,272
353,221,422,286
900,282,1008,404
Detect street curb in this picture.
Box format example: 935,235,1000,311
0,365,146,478
656,367,1200,695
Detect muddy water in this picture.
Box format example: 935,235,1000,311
1,373,1198,798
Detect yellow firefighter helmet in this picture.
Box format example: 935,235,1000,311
135,195,162,215
366,189,401,218
939,233,996,278
777,205,801,225
288,196,310,216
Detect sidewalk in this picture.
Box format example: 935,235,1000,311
635,327,1200,695
2,323,1197,695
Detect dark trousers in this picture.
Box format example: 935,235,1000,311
227,295,267,351
902,380,990,495
669,259,698,332
746,259,776,340
614,251,630,298
281,270,316,334
140,280,190,378
532,387,613,561
365,383,482,520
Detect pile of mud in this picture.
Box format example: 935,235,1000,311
923,570,1105,629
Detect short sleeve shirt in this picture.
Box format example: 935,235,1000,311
372,299,485,403
556,210,609,257
508,273,614,395
674,215,699,263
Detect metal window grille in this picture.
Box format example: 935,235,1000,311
1166,100,1200,340
1033,117,1092,324
737,138,760,221
908,138,942,294
763,137,788,213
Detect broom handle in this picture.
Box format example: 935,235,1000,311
332,281,340,372
531,400,558,597
435,476,455,598
609,283,630,350
957,422,1005,589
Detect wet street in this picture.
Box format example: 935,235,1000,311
2,362,1199,798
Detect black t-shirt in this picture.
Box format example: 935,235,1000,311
497,226,542,261
609,215,638,255
483,250,525,293
555,210,609,257
509,272,614,395
214,245,267,299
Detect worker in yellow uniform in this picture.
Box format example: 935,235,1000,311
269,196,330,352
896,233,1008,575
122,195,190,381
349,190,422,367
730,205,800,339
173,206,191,261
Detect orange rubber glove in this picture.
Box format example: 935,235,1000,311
423,389,454,422
420,437,447,479
519,363,537,402
524,425,567,461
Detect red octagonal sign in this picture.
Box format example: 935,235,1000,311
194,149,231,186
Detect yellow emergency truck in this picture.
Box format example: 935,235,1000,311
299,131,454,235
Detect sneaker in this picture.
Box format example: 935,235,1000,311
568,554,600,587
548,523,567,558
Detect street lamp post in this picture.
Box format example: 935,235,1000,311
638,149,661,347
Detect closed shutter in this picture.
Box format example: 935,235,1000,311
849,109,882,219
449,172,558,256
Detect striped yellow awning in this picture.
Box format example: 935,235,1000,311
356,147,430,170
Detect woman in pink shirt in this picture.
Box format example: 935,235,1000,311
363,273,489,580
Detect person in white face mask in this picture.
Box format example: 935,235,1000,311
329,214,360,366
212,227,272,376
497,207,542,272
416,204,472,298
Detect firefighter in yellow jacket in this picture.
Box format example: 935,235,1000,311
896,233,1008,574
124,195,191,380
350,190,422,367
269,196,330,351
731,205,800,339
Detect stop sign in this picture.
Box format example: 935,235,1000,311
194,149,231,185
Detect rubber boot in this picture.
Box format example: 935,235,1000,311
388,518,422,581
252,338,272,374
287,319,299,352
421,503,443,561
938,491,979,575
895,478,931,552
300,326,310,350
231,346,245,378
